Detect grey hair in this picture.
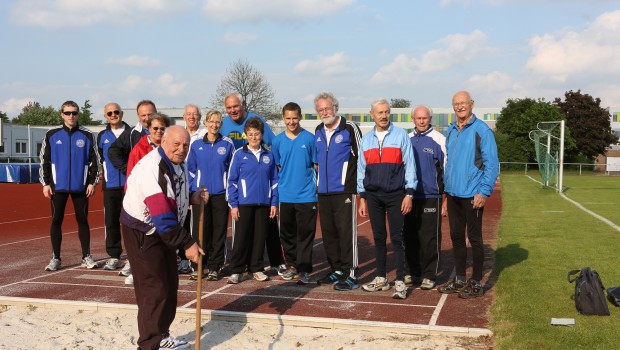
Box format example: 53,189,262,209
224,92,243,104
184,104,202,117
205,109,223,121
412,105,434,117
314,91,339,113
370,98,390,112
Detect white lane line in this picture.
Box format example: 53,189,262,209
0,226,105,247
560,193,620,232
181,284,233,308
429,269,455,326
525,175,620,232
0,209,104,225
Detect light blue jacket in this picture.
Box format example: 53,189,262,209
444,115,499,198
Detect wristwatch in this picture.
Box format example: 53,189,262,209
406,194,413,199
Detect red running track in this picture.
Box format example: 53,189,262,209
0,183,501,332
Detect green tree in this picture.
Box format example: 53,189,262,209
78,99,102,125
12,102,61,125
0,110,8,123
495,98,576,163
553,90,618,160
210,59,280,122
390,98,411,108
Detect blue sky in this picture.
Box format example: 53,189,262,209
1,0,619,121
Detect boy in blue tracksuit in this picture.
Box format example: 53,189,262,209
439,91,499,299
40,100,100,271
97,102,131,271
357,99,417,300
226,117,279,284
187,110,235,281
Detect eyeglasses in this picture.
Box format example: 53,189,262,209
317,107,334,114
106,110,121,117
62,111,78,116
206,120,222,125
151,126,166,132
452,101,472,108
246,132,262,138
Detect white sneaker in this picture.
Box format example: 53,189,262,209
119,261,131,276
124,274,134,285
81,255,98,269
228,273,240,284
45,258,61,271
362,276,391,292
103,258,120,270
159,334,188,349
421,278,436,290
253,271,269,281
392,280,407,299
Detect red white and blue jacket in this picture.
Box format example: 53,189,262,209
357,122,417,198
314,117,362,195
226,145,279,208
39,124,100,193
409,126,446,199
120,147,194,250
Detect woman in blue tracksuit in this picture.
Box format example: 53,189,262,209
187,110,235,281
226,117,279,284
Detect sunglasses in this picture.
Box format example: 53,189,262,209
62,111,78,116
151,126,166,132
106,110,121,117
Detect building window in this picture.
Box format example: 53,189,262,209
36,142,43,156
15,140,27,154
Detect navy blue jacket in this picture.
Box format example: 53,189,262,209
187,133,235,196
97,122,131,190
409,126,446,198
39,124,100,193
315,117,362,195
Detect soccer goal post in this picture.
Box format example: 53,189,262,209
528,120,565,193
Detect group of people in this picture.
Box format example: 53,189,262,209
39,90,498,349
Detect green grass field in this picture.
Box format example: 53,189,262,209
492,175,620,349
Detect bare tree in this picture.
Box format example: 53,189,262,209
210,59,280,121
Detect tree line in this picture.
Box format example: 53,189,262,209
0,60,617,162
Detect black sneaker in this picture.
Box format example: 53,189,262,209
458,279,484,299
316,271,343,285
334,276,359,291
437,278,466,294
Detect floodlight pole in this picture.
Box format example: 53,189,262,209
558,120,565,193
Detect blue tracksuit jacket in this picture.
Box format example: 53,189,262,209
444,115,499,198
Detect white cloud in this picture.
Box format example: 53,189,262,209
120,75,144,94
294,52,357,76
155,74,186,96
119,74,186,97
371,30,492,85
526,10,620,82
1,98,35,119
106,55,161,67
221,32,259,44
202,0,355,23
10,0,194,28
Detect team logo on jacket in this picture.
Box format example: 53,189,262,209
335,135,343,143
423,147,434,154
217,147,226,155
262,155,271,164
104,139,110,144
76,139,85,148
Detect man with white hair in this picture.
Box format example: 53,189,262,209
121,125,207,349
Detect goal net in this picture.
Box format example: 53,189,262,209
529,120,565,192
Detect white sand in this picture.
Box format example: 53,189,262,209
0,304,491,349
